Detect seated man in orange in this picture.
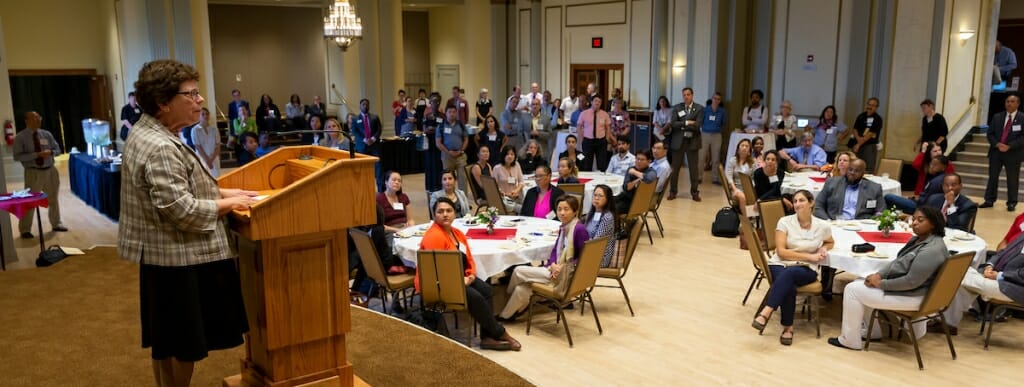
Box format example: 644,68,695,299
417,197,521,351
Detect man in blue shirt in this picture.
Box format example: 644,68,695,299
500,95,529,150
779,132,827,171
650,141,672,194
701,92,726,184
996,40,1018,80
437,105,469,192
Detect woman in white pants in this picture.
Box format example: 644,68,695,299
497,195,589,321
828,206,949,350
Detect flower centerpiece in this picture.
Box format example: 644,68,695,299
820,163,834,175
874,206,900,237
476,207,500,234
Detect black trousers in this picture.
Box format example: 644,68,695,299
985,151,1022,204
669,145,700,195
466,278,506,340
581,137,609,172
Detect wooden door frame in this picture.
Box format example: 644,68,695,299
569,63,624,99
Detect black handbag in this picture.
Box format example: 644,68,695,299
711,207,740,238
852,243,876,253
35,246,68,267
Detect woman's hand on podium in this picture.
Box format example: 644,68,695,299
220,188,259,199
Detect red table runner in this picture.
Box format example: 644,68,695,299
0,192,48,219
857,231,913,244
552,178,593,184
465,228,517,240
808,176,827,183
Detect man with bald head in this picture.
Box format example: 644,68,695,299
814,158,885,221
13,111,67,238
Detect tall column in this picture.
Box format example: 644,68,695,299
355,0,384,129
379,0,404,133
190,0,216,113
463,0,494,113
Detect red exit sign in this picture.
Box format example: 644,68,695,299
592,37,603,48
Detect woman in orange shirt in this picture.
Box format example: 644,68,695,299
417,197,521,351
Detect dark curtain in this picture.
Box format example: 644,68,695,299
9,75,92,153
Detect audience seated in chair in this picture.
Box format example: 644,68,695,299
779,132,827,171
430,169,472,219
884,155,950,214
493,145,526,211
586,184,618,267
236,132,260,167
499,196,589,321
521,165,564,219
828,206,949,350
615,149,657,214
923,173,977,233
752,150,793,212
556,157,580,184
470,145,493,205
813,159,885,221
377,171,415,233
606,136,636,176
726,139,756,215
939,232,1024,334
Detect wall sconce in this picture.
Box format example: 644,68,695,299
672,64,686,72
958,29,976,41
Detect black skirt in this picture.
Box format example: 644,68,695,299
140,259,249,361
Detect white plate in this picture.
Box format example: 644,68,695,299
842,225,862,231
860,219,878,225
867,251,889,258
954,234,976,241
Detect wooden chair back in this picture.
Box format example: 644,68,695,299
877,158,902,182
464,164,483,205
416,250,469,312
349,229,390,289
738,173,757,206
617,218,644,276
479,175,509,215
623,180,656,220
906,252,974,319
564,237,610,301
717,165,737,208
739,214,772,285
757,199,786,253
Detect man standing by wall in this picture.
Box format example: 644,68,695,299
13,111,67,237
120,92,142,141
982,93,1023,211
352,99,383,190
445,86,469,125
700,92,725,184
577,95,612,172
437,105,469,192
667,87,704,201
227,89,249,124
996,40,1018,81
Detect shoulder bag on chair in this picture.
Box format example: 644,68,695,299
711,207,740,238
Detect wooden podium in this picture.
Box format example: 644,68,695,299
219,146,377,387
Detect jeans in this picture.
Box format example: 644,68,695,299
884,194,917,214
766,265,818,326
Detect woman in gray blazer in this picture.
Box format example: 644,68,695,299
828,205,949,350
429,169,472,218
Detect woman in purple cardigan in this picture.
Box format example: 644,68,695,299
497,195,588,321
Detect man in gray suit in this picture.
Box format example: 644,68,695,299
500,95,529,151
666,87,703,201
813,159,886,220
939,232,1024,334
814,158,886,301
527,98,555,158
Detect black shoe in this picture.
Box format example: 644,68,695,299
1009,203,1017,212
52,226,68,232
827,337,859,350
20,232,33,239
980,202,994,208
496,309,526,323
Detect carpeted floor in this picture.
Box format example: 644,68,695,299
0,247,533,387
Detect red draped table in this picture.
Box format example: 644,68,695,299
0,192,48,270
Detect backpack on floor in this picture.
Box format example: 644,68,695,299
711,207,740,238
35,245,69,267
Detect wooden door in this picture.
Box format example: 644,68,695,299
569,64,623,101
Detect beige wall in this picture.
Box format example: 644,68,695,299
402,11,431,93
0,0,108,72
1001,0,1024,19
428,5,465,91
208,4,326,118
884,0,938,161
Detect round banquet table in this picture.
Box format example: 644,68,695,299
780,171,901,198
393,215,561,280
823,220,988,278
522,171,624,214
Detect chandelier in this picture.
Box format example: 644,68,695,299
323,0,362,51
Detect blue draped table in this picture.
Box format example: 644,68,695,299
68,153,120,221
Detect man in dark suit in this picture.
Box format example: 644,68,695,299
814,159,885,220
884,155,949,214
924,173,977,233
939,232,1024,333
306,95,326,123
351,98,382,189
982,93,1023,211
666,87,704,201
227,89,250,123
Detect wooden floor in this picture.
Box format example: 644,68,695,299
6,161,1024,384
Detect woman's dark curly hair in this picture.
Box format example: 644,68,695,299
133,60,200,117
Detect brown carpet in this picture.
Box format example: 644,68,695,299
0,247,533,387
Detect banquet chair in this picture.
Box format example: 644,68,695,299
558,183,586,218
618,180,657,245
595,219,643,316
738,173,761,224
757,199,786,254
480,175,511,215
864,251,973,370
526,237,608,347
979,299,1024,350
645,181,668,239
717,165,738,208
741,215,823,335
426,191,435,220
464,165,485,209
877,158,903,182
417,249,476,346
349,229,415,315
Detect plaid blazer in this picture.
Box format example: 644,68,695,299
118,114,233,267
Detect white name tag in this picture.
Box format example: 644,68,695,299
709,115,717,121
947,206,957,215
866,117,874,126
488,134,497,141
774,115,782,123
1014,125,1022,132
356,120,363,124
866,200,877,209
615,116,623,121
459,102,466,108
683,132,694,138
269,110,275,115
768,175,779,183
826,128,835,134
507,176,516,184
1019,222,1024,232
444,127,452,134
577,153,585,161
678,111,685,118
392,202,404,211
134,108,140,114
436,118,444,124
39,139,49,146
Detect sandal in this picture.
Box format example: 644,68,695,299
780,330,793,346
751,313,770,334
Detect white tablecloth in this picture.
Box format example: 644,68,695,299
780,172,902,198
824,222,987,278
523,171,625,214
393,216,561,280
726,132,776,161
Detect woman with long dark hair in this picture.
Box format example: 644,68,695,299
587,184,618,267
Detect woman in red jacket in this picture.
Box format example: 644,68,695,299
911,141,954,196
417,197,521,351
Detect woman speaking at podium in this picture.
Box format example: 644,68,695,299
118,59,258,387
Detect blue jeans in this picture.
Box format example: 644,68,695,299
884,194,917,214
766,265,818,326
